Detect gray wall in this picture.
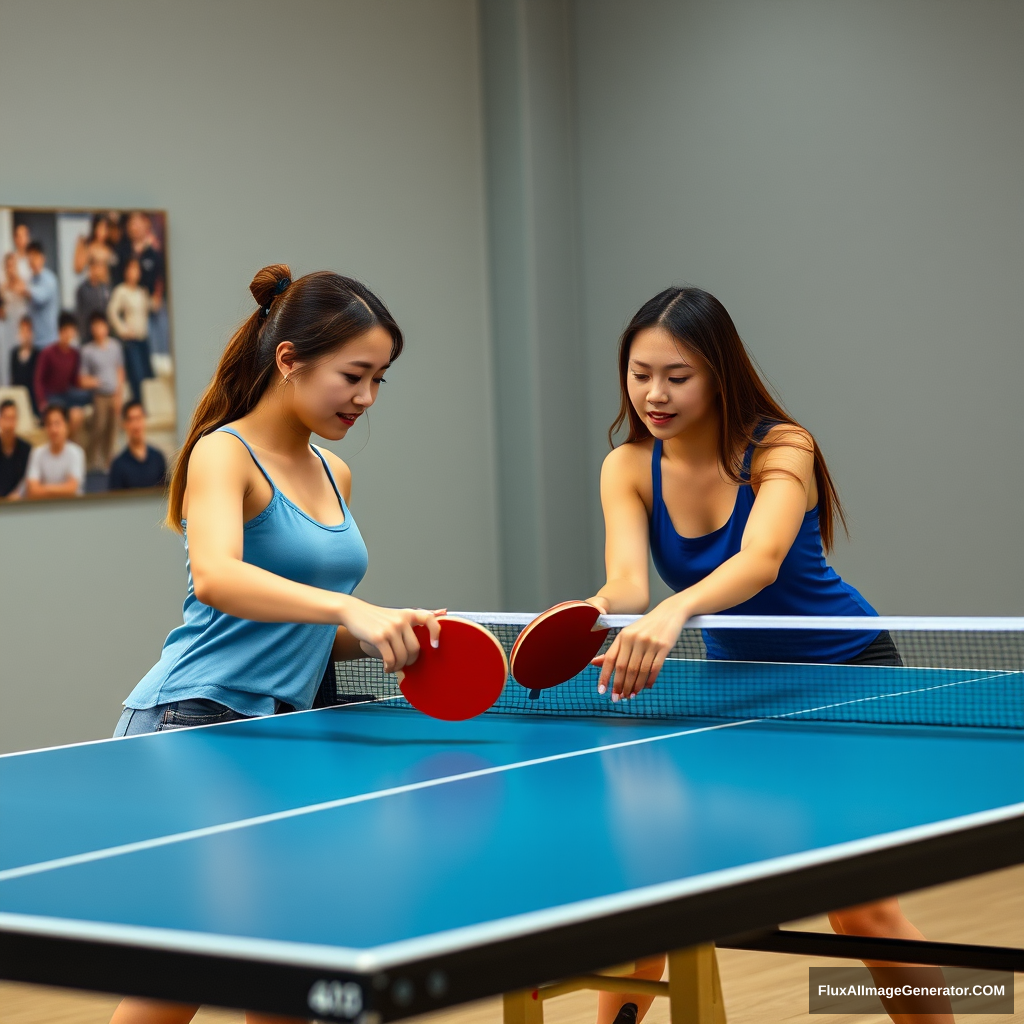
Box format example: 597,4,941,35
480,0,594,610
0,0,500,753
3,0,1022,753
572,0,1024,612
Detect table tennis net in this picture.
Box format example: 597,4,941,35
328,615,1024,729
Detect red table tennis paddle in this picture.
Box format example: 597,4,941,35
509,601,610,698
396,615,509,721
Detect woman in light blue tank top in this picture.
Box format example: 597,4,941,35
584,288,951,1024
113,264,442,744
110,265,446,1024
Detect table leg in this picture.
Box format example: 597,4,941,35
505,945,725,1024
504,989,545,1024
667,945,726,1024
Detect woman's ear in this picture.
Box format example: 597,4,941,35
275,340,298,378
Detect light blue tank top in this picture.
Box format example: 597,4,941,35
125,427,368,715
649,423,878,663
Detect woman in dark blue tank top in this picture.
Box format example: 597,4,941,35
588,287,895,694
585,288,950,1024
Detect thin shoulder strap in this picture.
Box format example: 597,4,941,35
650,439,664,500
215,426,277,492
310,444,345,508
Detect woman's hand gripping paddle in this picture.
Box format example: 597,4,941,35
396,615,509,721
509,601,610,699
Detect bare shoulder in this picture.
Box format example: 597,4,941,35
187,430,255,479
316,447,353,501
182,432,257,520
602,439,651,478
601,440,654,500
603,439,652,473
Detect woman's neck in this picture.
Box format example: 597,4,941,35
661,411,721,468
236,389,312,460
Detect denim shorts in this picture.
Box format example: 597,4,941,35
113,699,252,737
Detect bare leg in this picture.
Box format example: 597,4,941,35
108,999,199,1024
830,898,954,1024
109,1002,309,1024
596,955,666,1024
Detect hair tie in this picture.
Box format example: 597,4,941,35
259,277,292,319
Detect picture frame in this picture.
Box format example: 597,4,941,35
0,206,175,504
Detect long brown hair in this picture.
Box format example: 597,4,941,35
166,264,403,531
609,286,847,551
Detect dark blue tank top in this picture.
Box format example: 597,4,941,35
649,427,878,663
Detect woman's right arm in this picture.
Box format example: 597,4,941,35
588,446,651,615
185,433,439,670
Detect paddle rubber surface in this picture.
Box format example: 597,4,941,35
398,615,509,720
510,601,610,691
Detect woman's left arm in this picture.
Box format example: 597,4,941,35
596,427,816,699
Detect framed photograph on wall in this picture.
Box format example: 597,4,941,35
0,206,175,503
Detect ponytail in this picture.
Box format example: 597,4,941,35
166,264,403,531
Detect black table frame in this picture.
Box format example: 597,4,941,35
2,809,1022,1022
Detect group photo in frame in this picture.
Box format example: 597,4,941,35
0,206,175,502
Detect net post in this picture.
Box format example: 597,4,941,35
667,945,726,1024
504,989,544,1024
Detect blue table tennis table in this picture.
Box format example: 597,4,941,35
2,615,1024,1024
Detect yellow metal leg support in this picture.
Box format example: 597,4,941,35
503,989,544,1024
503,946,725,1024
667,946,726,1024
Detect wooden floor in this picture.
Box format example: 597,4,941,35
2,866,1021,1024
